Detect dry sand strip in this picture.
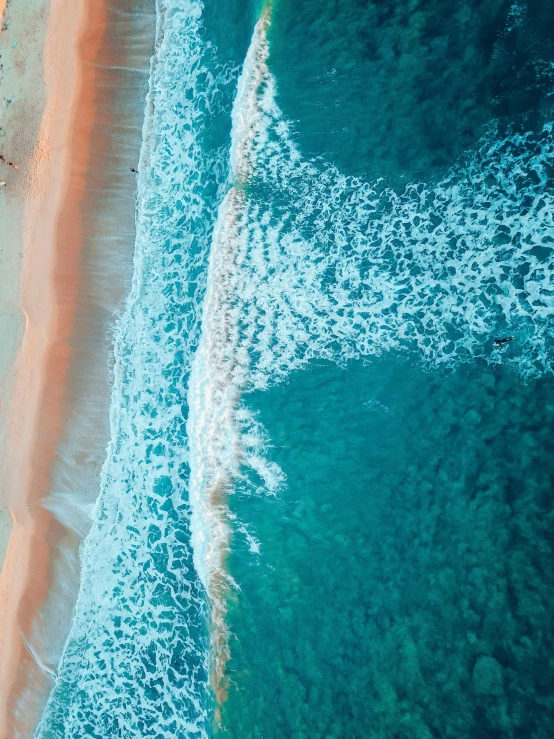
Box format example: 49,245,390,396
0,0,89,735
0,0,51,571
0,0,155,734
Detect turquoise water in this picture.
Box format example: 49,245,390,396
269,0,554,182
36,0,554,737
222,359,554,737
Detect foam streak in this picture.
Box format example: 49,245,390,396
186,7,273,704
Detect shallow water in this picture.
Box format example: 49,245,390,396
35,0,554,736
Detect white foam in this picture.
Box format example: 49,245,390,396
186,3,554,702
186,7,278,695
35,0,554,731
232,120,554,384
35,1,236,735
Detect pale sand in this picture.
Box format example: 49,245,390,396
0,0,155,733
0,0,88,735
0,508,10,571
0,0,51,570
18,1,154,715
0,0,51,721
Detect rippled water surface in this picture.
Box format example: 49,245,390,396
36,0,554,736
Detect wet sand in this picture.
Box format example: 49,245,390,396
0,0,155,735
0,0,90,733
0,0,51,572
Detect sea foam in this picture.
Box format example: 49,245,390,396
35,1,236,736
235,111,554,386
186,6,282,702
34,0,554,733
188,0,554,708
183,0,554,710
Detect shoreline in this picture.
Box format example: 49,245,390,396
0,0,156,733
0,0,91,734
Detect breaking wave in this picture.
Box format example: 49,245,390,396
186,7,283,704
227,84,554,387
35,0,554,734
35,1,236,736
187,1,554,703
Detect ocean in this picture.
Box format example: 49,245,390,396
36,0,554,737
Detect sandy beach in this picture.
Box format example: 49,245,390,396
0,0,50,575
0,0,90,733
0,0,155,735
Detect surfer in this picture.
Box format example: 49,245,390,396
493,336,515,350
130,167,138,173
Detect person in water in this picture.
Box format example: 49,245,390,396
493,336,515,350
130,167,138,173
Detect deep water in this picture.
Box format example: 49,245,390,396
34,0,554,737
269,0,554,182
221,358,554,737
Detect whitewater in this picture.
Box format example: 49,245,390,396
35,0,554,736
